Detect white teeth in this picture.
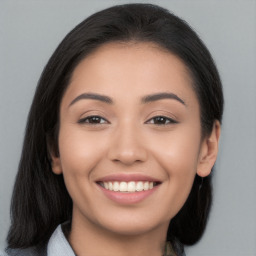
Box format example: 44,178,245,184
136,181,143,191
103,182,109,189
113,181,119,191
143,181,149,190
119,182,127,192
101,181,156,192
127,181,136,192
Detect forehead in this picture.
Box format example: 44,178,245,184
62,41,198,109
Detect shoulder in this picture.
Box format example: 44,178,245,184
2,222,74,256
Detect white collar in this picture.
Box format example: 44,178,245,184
47,224,75,256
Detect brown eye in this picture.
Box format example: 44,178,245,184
78,116,108,124
146,116,178,125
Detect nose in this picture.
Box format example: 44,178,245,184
107,123,148,165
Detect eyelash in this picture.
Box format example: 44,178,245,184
78,115,109,125
78,115,177,126
145,116,178,125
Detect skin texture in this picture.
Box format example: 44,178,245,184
51,42,220,256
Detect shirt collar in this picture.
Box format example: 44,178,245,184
47,224,76,256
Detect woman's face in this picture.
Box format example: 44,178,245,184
52,42,215,237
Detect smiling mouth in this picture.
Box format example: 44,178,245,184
97,181,161,193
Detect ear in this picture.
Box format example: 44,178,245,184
51,154,63,175
197,120,221,177
47,136,63,175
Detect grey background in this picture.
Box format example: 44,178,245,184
0,0,255,255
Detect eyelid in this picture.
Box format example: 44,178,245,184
145,115,178,125
78,115,110,124
145,110,179,123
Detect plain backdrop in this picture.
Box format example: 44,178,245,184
0,0,256,255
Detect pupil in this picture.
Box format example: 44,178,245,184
90,117,100,123
155,117,165,124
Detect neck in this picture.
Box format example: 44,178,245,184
68,211,169,256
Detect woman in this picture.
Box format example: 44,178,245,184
3,3,223,256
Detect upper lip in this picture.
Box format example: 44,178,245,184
96,173,161,183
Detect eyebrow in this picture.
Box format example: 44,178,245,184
69,92,186,107
142,92,186,106
69,93,113,107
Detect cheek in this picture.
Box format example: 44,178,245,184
149,126,201,213
57,126,111,212
151,124,201,174
58,125,108,178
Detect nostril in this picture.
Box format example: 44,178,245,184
109,150,148,165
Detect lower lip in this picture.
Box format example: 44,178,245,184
97,184,159,204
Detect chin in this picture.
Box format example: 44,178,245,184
93,211,171,237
